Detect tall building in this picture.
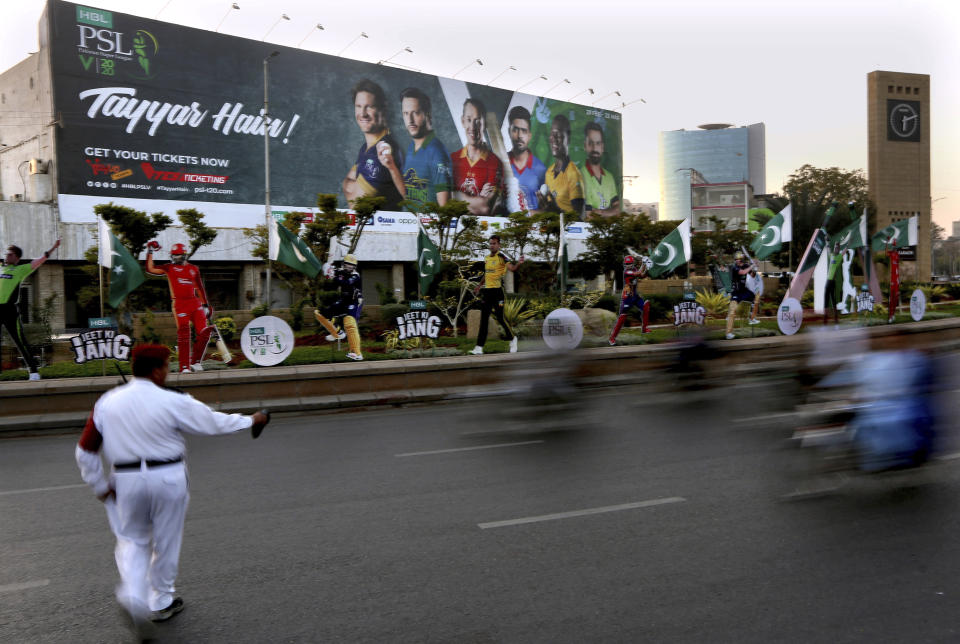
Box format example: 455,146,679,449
658,123,765,227
867,71,931,281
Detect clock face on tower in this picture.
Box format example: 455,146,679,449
887,99,921,142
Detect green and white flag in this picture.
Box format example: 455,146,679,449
750,204,792,260
417,224,442,294
98,218,145,308
268,217,322,278
831,209,868,251
785,203,836,302
871,216,918,251
647,218,691,278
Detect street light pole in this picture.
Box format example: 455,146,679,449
264,51,279,309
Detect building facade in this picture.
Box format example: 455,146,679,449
1,1,607,334
658,123,765,226
867,70,931,281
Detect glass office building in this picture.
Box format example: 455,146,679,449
658,123,766,224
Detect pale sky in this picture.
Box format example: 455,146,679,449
3,0,959,230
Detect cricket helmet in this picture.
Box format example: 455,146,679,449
170,243,187,255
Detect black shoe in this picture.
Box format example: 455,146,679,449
151,597,184,622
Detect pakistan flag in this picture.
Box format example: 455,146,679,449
647,219,691,278
268,217,322,278
417,225,442,293
831,209,868,251
750,204,792,260
98,218,144,308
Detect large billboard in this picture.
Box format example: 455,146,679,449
48,1,622,228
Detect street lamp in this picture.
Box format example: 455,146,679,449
338,32,369,56
263,51,279,309
155,0,174,19
544,78,571,95
569,87,594,102
215,2,239,32
592,90,621,106
619,98,647,109
675,167,701,228
452,58,483,79
516,74,547,93
297,23,324,47
378,46,412,65
262,14,290,41
488,65,516,86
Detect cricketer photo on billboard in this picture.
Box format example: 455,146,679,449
47,0,622,227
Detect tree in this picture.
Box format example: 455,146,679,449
417,199,485,335
690,216,753,272
244,193,353,314
931,221,947,276
346,195,386,254
757,164,876,269
782,164,869,205
95,202,173,259
578,212,674,291
80,203,174,329
177,208,218,259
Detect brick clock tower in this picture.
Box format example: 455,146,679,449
867,70,931,281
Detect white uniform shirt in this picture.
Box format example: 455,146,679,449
76,378,252,496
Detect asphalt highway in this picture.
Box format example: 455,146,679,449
2,387,959,643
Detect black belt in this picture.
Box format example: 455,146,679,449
114,457,183,471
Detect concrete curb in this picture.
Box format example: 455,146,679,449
4,317,960,434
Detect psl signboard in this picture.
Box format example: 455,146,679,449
47,1,623,227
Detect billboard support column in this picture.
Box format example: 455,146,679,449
263,51,279,309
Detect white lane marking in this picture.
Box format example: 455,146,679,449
396,440,544,457
936,452,960,461
478,497,687,529
0,579,50,593
0,483,87,497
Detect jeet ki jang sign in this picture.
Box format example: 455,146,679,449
395,310,443,340
70,329,133,364
673,301,706,326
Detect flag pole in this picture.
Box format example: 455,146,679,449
97,216,106,376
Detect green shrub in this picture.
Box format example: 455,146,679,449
380,303,408,324
919,285,947,302
290,297,310,331
645,293,674,323
215,316,237,341
503,297,537,329
595,294,618,312
695,290,731,317
138,310,164,344
375,282,398,305
525,295,561,318
251,303,270,317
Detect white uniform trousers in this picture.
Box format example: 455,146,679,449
110,462,189,615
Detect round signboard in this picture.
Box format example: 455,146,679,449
777,297,804,336
910,288,926,322
542,308,583,351
241,316,295,366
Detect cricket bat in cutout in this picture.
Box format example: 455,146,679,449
214,324,232,364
